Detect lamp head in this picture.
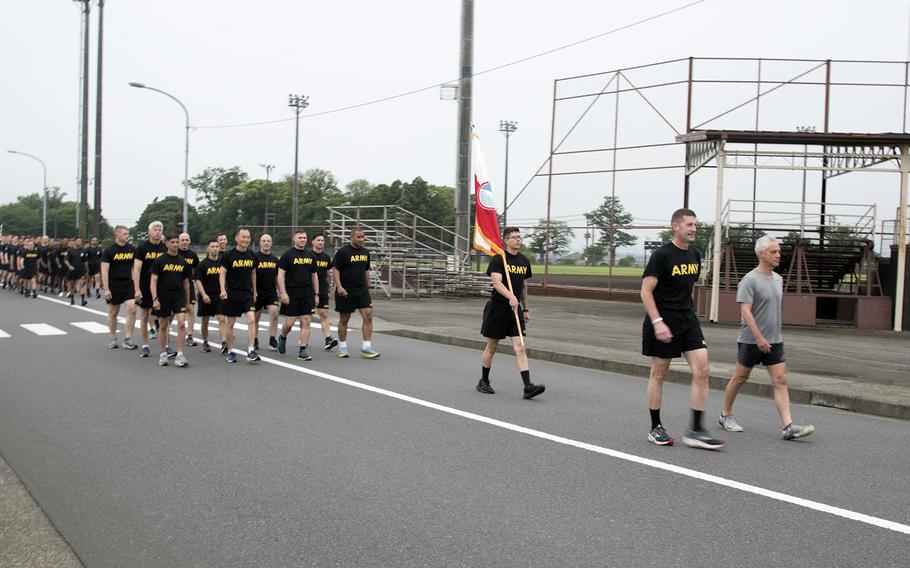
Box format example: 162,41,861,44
128,82,146,88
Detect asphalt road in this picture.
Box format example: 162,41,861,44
0,292,908,567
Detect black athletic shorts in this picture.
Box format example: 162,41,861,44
334,289,372,314
20,267,36,280
138,279,154,309
106,280,134,306
88,263,100,276
153,295,187,318
641,310,707,359
196,296,220,317
280,288,316,317
66,269,84,281
317,290,330,310
255,290,280,311
737,342,786,368
481,300,526,340
219,290,254,317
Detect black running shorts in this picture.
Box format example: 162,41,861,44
641,310,707,359
334,289,372,314
737,342,785,368
480,300,526,340
317,290,330,310
153,295,187,318
280,288,316,317
219,291,254,317
106,280,134,306
138,279,154,309
255,290,280,311
196,296,220,317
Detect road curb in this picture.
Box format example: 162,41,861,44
379,328,910,421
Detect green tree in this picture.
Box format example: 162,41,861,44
0,187,109,238
585,196,637,266
132,196,200,241
527,218,573,262
582,244,607,266
617,254,637,267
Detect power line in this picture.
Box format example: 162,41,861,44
195,0,708,130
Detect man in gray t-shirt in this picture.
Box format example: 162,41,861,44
718,236,815,441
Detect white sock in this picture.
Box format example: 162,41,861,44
339,341,347,349
177,351,183,357
362,340,371,350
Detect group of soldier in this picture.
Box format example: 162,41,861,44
2,223,379,370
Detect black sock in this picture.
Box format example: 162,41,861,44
691,409,703,431
520,370,531,387
649,409,662,429
481,366,491,382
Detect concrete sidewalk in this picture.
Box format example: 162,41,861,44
371,295,910,421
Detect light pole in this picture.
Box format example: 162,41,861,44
796,125,816,239
8,150,48,236
499,120,518,227
288,94,309,230
129,81,191,235
259,163,274,232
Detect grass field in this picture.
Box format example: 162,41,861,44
528,264,643,276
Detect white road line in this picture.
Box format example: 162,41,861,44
70,321,110,334
0,329,10,338
29,295,910,536
20,323,67,336
243,350,910,536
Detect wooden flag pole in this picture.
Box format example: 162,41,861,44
500,250,525,347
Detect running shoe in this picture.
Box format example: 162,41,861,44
226,352,237,364
246,350,261,363
202,341,211,353
149,328,158,340
297,347,312,361
175,353,189,368
523,383,546,399
782,422,815,441
186,336,197,347
648,425,674,446
476,380,495,394
108,338,119,349
337,345,350,358
221,341,229,355
718,414,744,432
277,335,287,355
166,346,177,359
268,336,279,351
254,337,260,351
324,336,338,351
158,352,169,367
123,338,137,350
138,346,151,358
682,429,726,450
360,347,380,359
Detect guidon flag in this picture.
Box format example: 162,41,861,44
471,131,504,256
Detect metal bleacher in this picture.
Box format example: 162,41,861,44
325,205,491,299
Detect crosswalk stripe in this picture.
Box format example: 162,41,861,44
20,323,67,336
0,329,10,338
70,321,110,334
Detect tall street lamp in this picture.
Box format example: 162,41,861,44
499,120,518,228
8,150,48,236
288,94,309,230
259,163,275,232
129,81,191,235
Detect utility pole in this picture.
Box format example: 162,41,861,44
259,163,274,232
92,0,104,239
453,0,473,269
76,0,91,240
288,94,309,231
499,120,517,228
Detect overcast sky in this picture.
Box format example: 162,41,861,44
3,0,910,251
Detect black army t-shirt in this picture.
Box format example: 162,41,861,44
219,248,256,292
278,247,316,289
255,251,279,293
314,251,332,292
136,240,167,284
486,251,532,305
332,245,370,294
642,242,701,311
85,246,102,268
65,247,86,275
150,253,190,300
194,257,222,297
101,243,137,282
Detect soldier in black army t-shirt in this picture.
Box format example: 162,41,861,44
311,233,338,351
640,208,724,451
64,237,88,305
277,230,318,360
194,240,223,353
476,227,545,400
150,233,191,368
331,228,379,359
218,228,259,364
178,233,199,347
100,225,138,349
253,234,280,352
132,221,167,357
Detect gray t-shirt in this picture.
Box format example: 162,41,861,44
737,268,783,344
